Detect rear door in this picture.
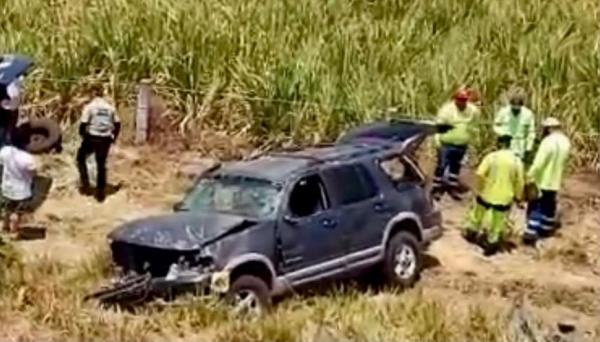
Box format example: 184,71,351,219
321,163,393,254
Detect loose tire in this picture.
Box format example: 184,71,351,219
382,231,422,288
226,275,271,317
22,118,62,154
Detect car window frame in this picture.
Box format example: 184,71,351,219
320,162,379,208
285,172,331,219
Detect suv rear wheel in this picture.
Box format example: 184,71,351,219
226,275,271,317
382,231,422,288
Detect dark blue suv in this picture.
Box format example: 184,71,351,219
89,120,444,315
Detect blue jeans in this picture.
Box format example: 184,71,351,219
432,144,467,193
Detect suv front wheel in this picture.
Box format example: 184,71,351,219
226,275,271,317
382,231,422,288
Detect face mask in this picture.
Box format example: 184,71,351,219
510,106,521,115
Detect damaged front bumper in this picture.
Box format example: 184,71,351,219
85,265,232,306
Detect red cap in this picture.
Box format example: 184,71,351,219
454,89,470,101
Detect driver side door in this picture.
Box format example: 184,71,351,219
277,172,345,281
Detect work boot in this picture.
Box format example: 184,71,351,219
522,234,537,247
462,230,478,244
448,188,463,201
95,189,106,203
483,241,500,256
78,183,92,196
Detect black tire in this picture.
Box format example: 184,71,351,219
382,231,422,288
22,118,62,154
226,275,271,316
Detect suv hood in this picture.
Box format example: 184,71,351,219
108,212,258,251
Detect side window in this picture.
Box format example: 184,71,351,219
322,164,378,206
288,174,328,217
379,155,422,185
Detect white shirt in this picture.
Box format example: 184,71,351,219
0,146,36,200
1,77,22,111
81,97,120,137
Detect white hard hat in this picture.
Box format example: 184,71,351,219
542,117,561,127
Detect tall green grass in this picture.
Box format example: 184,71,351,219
1,0,598,160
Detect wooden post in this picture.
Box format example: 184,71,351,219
135,79,151,144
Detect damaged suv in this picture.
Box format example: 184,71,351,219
88,120,445,315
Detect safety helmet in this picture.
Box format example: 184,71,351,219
542,117,561,128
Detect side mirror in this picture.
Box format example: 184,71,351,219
283,214,300,225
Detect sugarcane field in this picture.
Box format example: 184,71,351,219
0,0,599,341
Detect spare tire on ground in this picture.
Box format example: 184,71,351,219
19,118,62,154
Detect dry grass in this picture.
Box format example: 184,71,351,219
0,244,524,342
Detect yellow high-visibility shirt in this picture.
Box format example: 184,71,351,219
527,132,571,191
435,101,480,147
476,149,525,206
493,105,536,158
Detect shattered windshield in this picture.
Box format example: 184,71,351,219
179,175,283,219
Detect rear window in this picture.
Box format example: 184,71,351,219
322,164,377,205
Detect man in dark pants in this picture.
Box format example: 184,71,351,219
77,85,121,202
522,117,570,245
431,89,480,201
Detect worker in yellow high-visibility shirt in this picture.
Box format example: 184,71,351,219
522,117,571,245
493,90,536,162
431,89,480,201
463,134,525,256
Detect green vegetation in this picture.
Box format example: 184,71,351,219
1,0,598,162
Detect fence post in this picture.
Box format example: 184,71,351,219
135,79,151,144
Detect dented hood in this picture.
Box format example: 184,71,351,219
108,212,257,251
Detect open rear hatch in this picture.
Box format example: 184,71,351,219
337,119,452,154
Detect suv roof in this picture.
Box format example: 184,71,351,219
217,120,443,182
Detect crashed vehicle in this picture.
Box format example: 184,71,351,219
88,119,447,314
0,54,62,153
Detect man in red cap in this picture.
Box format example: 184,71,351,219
431,88,480,200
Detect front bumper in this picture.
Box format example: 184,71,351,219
85,268,231,305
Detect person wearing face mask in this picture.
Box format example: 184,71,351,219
522,117,570,245
431,88,480,201
493,89,536,163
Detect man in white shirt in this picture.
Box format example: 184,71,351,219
0,131,36,234
77,84,121,202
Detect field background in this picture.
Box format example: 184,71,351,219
1,0,600,341
1,0,598,162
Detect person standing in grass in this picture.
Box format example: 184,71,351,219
76,84,121,202
522,117,570,245
0,131,36,236
463,134,525,256
493,89,536,163
431,88,480,201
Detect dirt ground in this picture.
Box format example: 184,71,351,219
6,140,600,341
